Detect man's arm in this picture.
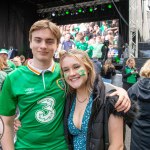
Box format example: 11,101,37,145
104,83,131,113
1,115,15,150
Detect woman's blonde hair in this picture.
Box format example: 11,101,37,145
59,49,96,93
29,19,61,45
126,57,135,67
140,59,150,78
0,57,4,70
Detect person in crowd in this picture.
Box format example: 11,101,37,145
101,59,116,83
0,19,131,150
20,55,26,65
0,57,7,91
128,59,150,150
86,38,95,59
0,49,16,71
122,58,139,90
105,30,115,47
92,36,105,61
0,50,13,74
61,33,75,51
13,56,22,68
107,20,119,35
76,33,88,51
100,21,108,36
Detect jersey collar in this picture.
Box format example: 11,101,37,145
27,59,55,75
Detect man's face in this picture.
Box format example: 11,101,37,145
65,34,71,41
13,57,21,66
30,28,58,63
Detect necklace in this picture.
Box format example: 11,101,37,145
76,97,87,103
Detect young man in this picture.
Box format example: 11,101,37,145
0,19,130,150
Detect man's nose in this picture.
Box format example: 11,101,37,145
40,41,47,48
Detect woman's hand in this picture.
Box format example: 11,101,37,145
109,87,131,113
14,119,21,132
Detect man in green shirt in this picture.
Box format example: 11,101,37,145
0,20,68,150
0,19,131,150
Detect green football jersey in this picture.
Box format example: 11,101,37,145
0,63,68,150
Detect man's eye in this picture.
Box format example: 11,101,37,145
35,39,41,43
46,40,54,44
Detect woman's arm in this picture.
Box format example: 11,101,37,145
108,114,124,150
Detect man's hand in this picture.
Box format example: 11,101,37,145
14,119,21,133
109,87,131,113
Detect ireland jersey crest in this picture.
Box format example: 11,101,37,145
56,78,66,90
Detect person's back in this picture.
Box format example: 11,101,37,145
101,59,116,83
128,60,150,150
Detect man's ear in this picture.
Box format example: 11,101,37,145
29,42,32,49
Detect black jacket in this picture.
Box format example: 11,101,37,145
128,78,150,150
63,75,135,150
101,66,116,79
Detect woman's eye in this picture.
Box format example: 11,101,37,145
63,69,69,72
74,65,80,69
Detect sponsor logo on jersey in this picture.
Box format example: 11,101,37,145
25,88,34,94
35,97,56,124
56,78,66,90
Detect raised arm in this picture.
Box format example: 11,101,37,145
1,115,15,150
108,114,123,150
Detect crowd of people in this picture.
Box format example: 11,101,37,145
0,19,149,150
53,20,120,62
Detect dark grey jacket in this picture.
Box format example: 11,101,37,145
128,78,150,150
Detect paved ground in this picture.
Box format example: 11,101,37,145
112,73,131,150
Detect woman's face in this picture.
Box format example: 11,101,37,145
128,59,135,68
61,55,88,90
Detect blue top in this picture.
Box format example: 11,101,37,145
68,95,93,150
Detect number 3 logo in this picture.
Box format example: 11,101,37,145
35,97,56,123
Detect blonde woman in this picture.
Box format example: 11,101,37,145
122,58,139,90
59,49,124,150
128,59,150,150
